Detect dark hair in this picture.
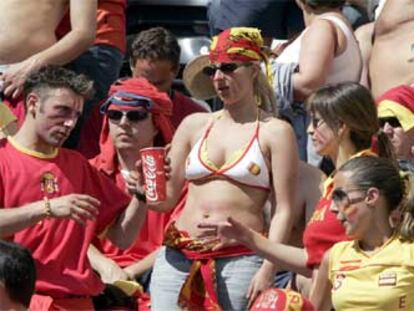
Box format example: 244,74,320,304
338,156,414,241
130,27,181,69
300,0,345,10
23,65,94,102
0,241,36,307
306,82,394,159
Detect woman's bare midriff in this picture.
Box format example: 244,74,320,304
0,0,67,63
175,179,268,238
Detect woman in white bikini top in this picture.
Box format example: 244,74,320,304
147,27,299,310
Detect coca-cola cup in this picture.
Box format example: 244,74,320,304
140,147,166,203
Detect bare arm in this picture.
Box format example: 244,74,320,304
262,121,299,270
3,0,97,98
301,162,324,222
293,19,336,101
310,251,333,310
123,250,159,279
39,0,97,65
88,244,129,283
0,194,100,238
246,120,299,305
247,225,311,277
106,197,147,250
0,201,46,237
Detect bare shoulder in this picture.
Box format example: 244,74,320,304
177,111,211,130
305,18,337,38
174,111,212,144
260,114,294,138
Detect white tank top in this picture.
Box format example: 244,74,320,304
277,15,362,84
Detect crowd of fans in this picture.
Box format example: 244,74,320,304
2,0,414,310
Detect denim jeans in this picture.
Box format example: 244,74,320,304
64,44,124,148
150,246,263,311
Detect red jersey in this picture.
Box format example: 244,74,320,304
302,176,348,269
0,138,130,298
90,154,172,267
171,91,207,128
56,0,127,53
302,149,376,269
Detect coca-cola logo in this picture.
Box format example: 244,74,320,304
143,155,158,201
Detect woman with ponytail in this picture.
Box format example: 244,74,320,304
199,82,395,297
312,156,414,310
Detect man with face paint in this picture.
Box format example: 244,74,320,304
0,66,147,310
377,85,414,172
88,77,176,308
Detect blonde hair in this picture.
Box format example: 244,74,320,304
254,67,278,117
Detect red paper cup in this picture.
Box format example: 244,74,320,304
140,147,166,203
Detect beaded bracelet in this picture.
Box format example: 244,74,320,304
43,197,52,218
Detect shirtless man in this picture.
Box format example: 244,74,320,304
369,0,414,98
0,0,96,98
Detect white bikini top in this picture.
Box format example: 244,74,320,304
185,116,271,191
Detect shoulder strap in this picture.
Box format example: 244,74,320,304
319,15,354,38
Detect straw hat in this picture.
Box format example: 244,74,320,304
183,54,217,100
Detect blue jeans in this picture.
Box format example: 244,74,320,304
150,246,263,311
64,44,124,148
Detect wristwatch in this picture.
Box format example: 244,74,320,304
134,190,147,203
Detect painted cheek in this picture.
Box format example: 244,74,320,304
313,128,329,144
344,206,358,220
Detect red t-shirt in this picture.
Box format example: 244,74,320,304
302,177,348,269
90,155,173,267
0,138,130,298
170,91,208,128
302,149,375,269
56,0,127,53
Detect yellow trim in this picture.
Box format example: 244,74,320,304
227,47,262,61
378,100,414,131
113,280,143,296
322,149,375,196
210,36,218,51
200,139,246,171
0,104,16,129
7,136,58,159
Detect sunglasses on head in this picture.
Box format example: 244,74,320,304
331,188,366,208
379,117,402,128
202,63,252,77
106,110,149,122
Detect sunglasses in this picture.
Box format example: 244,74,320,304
106,110,149,122
379,117,402,128
331,188,366,209
202,63,252,77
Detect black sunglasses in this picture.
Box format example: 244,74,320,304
331,188,366,208
106,110,149,122
202,63,252,77
379,117,402,128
